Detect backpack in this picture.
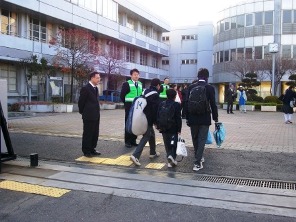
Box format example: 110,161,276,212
157,101,175,132
126,91,157,136
188,84,210,115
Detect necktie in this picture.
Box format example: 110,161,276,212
94,87,98,95
135,82,138,88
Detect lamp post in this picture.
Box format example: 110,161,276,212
268,43,279,95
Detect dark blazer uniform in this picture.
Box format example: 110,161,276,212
78,83,100,155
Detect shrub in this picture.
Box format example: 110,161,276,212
10,103,21,112
248,94,264,102
264,96,282,104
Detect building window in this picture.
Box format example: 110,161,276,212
237,48,244,60
220,20,224,33
181,59,197,64
162,60,169,65
0,64,17,92
264,11,273,24
0,9,17,36
125,47,135,63
282,45,291,58
140,23,147,35
127,17,134,30
140,52,147,65
293,45,296,58
224,18,230,31
245,14,253,27
162,36,169,41
294,10,296,23
152,56,158,68
245,48,253,59
255,12,263,26
230,49,236,61
283,10,292,23
254,46,262,59
219,51,224,63
224,50,229,61
29,17,46,42
237,15,245,28
102,0,117,22
231,17,236,29
181,35,197,40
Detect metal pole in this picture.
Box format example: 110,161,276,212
272,53,275,96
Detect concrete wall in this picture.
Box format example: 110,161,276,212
0,79,8,153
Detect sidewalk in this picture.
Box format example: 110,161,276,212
8,109,296,153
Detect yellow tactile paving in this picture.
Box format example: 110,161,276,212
75,155,133,166
145,163,166,169
0,181,70,198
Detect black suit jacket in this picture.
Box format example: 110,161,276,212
78,83,100,120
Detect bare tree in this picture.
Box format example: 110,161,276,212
98,43,126,93
227,58,257,81
50,28,100,103
19,55,50,102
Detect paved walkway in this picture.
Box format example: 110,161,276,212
8,109,296,153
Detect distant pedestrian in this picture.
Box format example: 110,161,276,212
186,68,218,171
78,71,101,157
181,84,188,119
237,85,247,113
158,77,170,102
171,84,182,104
282,85,296,124
130,78,162,166
157,89,182,168
120,68,143,148
225,84,236,114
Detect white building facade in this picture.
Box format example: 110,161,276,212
161,23,214,84
0,0,170,103
213,0,296,103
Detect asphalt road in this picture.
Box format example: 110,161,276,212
9,132,296,182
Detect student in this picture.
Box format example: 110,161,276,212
130,78,161,166
186,68,218,171
157,89,182,168
237,85,247,113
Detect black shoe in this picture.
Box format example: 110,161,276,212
91,150,101,156
125,143,132,148
131,142,138,146
230,112,234,114
84,153,93,157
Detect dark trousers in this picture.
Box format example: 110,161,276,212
124,102,137,144
181,101,187,118
162,133,178,159
82,118,100,154
227,101,233,113
190,125,209,165
132,126,156,159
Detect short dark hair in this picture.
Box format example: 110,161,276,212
164,77,169,81
130,68,139,75
89,71,100,80
197,68,209,80
166,88,177,100
151,78,161,87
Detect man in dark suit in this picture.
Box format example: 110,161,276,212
120,68,143,148
186,68,218,171
225,84,236,114
78,71,101,157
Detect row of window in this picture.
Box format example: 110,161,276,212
65,0,117,22
214,45,296,63
283,10,296,23
0,9,17,36
216,11,273,33
0,64,16,91
161,59,198,65
161,35,198,42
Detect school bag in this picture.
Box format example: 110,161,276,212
187,84,210,115
126,91,157,136
157,101,175,133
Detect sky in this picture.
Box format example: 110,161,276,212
130,0,237,28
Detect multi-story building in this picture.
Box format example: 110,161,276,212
213,0,295,103
161,22,214,84
0,0,170,103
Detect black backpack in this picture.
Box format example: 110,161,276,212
188,84,210,115
157,101,175,132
